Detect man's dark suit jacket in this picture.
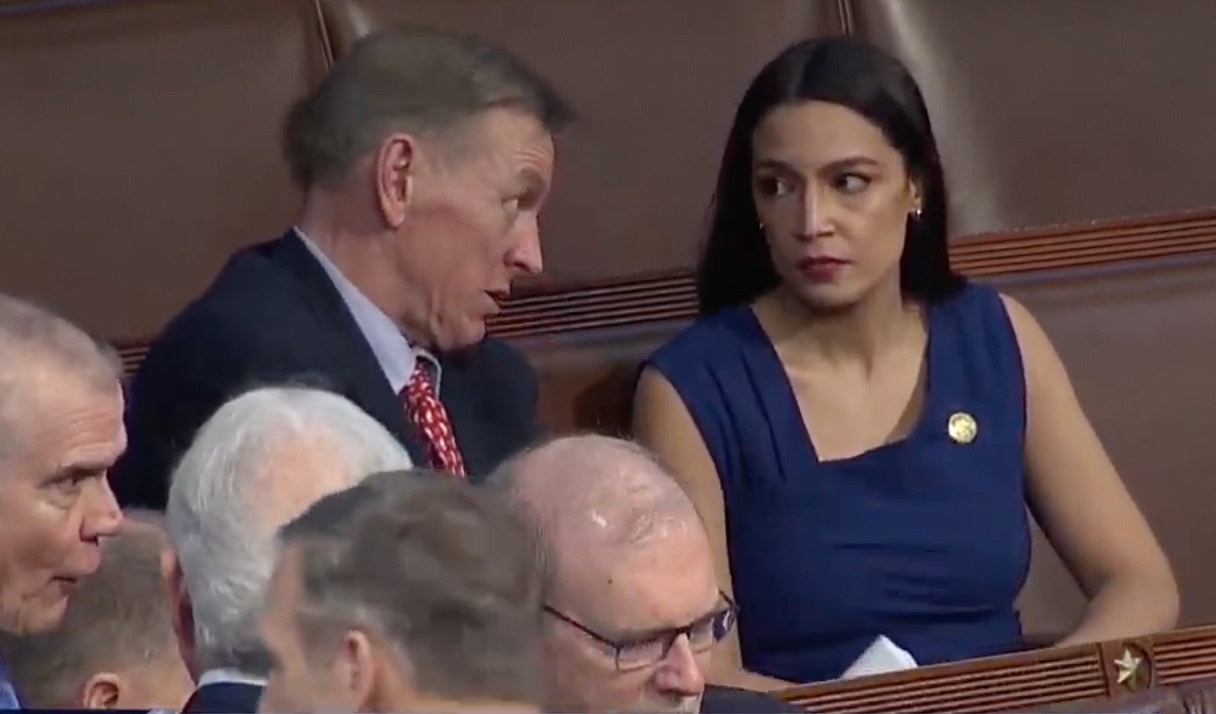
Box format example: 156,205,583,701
180,682,263,714
112,231,541,508
702,684,803,713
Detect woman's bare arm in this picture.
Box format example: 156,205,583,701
633,367,793,691
1002,294,1178,645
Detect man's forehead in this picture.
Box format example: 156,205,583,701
554,549,719,636
17,365,120,412
552,533,683,596
39,404,126,473
55,443,125,475
461,109,553,162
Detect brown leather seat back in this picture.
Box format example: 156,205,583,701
847,0,1216,236
0,0,329,358
318,0,848,432
1003,256,1216,633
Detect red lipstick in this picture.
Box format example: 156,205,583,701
797,256,848,281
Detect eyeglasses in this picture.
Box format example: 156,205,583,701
543,592,738,671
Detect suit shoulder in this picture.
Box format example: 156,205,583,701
444,335,535,386
150,242,307,354
476,335,534,374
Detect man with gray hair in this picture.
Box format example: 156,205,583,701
165,386,413,714
116,26,573,509
256,469,544,713
488,434,800,714
0,293,124,709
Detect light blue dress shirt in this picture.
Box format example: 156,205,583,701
295,227,441,395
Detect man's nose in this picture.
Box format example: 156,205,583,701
82,476,124,540
509,214,544,276
652,635,707,697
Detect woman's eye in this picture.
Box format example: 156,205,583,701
756,176,793,197
835,172,871,194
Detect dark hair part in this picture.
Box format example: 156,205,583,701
279,469,544,705
284,27,573,189
0,519,176,708
697,35,964,315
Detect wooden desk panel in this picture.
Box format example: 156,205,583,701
777,625,1216,713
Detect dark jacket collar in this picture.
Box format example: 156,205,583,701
181,680,264,714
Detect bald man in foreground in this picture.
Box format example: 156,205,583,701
488,434,800,713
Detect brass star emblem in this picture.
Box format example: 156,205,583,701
1114,647,1143,686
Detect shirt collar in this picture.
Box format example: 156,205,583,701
294,227,439,394
197,668,267,688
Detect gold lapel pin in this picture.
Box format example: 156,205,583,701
947,412,978,444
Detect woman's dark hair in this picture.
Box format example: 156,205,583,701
696,35,965,315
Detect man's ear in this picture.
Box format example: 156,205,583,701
163,548,199,679
374,132,417,230
338,629,393,712
81,672,122,709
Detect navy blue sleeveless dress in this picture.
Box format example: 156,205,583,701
645,283,1031,683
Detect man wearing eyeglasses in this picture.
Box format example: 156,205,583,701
488,434,800,713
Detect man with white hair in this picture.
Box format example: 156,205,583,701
165,386,413,714
0,294,125,710
488,435,800,714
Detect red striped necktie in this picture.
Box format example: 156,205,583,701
400,360,466,477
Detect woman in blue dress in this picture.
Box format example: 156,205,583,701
633,36,1177,687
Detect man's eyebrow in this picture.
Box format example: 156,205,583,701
606,623,669,643
611,608,720,643
47,462,111,480
517,167,546,191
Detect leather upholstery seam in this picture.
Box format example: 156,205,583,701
836,0,854,33
311,0,335,69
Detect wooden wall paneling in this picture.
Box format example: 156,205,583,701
114,207,1216,376
845,0,1216,238
498,207,1216,339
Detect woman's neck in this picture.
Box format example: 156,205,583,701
758,279,921,375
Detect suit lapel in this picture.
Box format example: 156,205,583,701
267,232,427,462
436,352,486,479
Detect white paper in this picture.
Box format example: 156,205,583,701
841,635,919,679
